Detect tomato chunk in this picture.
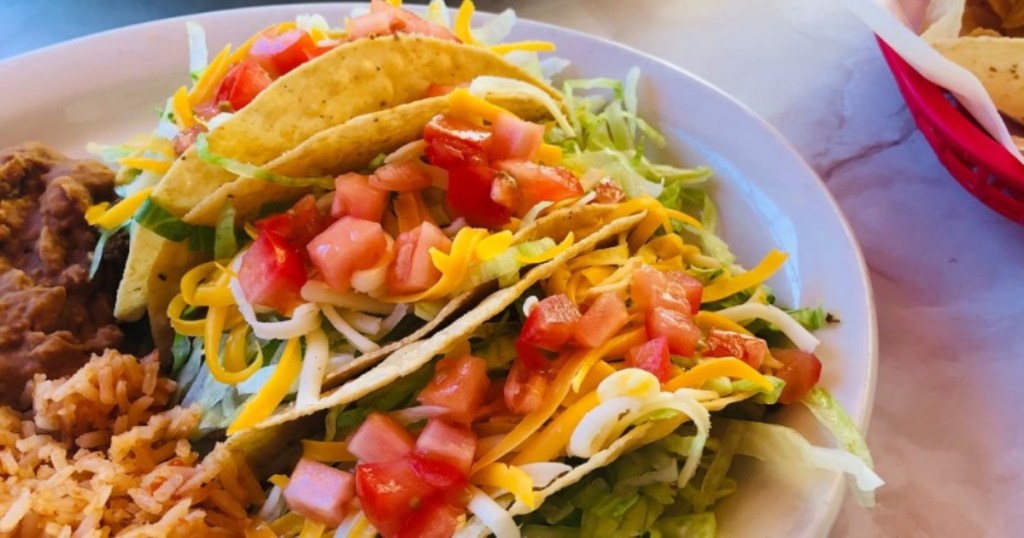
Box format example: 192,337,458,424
238,231,307,314
215,59,273,112
332,172,390,222
494,160,583,212
367,0,459,42
504,358,549,415
283,458,354,527
255,194,326,247
771,348,822,404
347,411,415,464
395,496,463,538
249,28,317,77
355,458,436,538
490,171,521,211
424,82,466,97
388,221,452,295
446,163,512,228
407,453,468,491
519,294,581,352
371,161,434,192
646,306,701,357
593,178,626,204
490,112,545,162
348,10,395,39
573,292,629,348
414,419,477,476
417,356,490,424
627,337,671,382
423,114,492,169
307,217,388,292
631,266,703,315
705,330,768,369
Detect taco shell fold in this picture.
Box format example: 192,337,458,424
117,34,557,322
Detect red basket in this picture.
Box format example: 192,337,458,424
877,36,1024,224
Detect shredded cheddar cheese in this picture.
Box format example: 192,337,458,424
228,337,302,434
171,86,196,129
663,357,773,393
701,249,788,303
471,463,536,509
85,186,153,230
490,41,557,55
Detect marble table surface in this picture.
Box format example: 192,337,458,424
5,0,1024,536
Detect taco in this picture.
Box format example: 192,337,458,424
171,63,880,536
87,0,560,322
221,176,879,538
161,81,657,438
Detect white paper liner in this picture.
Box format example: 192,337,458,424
843,0,1024,164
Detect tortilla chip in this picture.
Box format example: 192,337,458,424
146,239,203,361
230,210,647,447
114,227,164,321
931,35,1024,123
183,94,550,226
151,34,556,220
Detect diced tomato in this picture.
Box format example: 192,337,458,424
424,82,465,97
490,171,521,211
573,292,629,348
332,173,390,222
214,59,273,112
307,217,389,292
593,178,626,204
355,458,436,538
519,294,581,352
348,412,415,463
348,11,395,39
172,125,206,156
494,160,583,212
414,419,477,475
490,112,545,162
395,496,463,538
388,222,451,295
631,266,703,315
249,28,317,77
646,306,701,357
514,339,550,372
423,114,492,168
504,358,549,415
366,0,459,42
238,231,307,314
306,43,337,60
771,348,822,404
705,330,768,369
371,161,434,192
663,271,703,315
626,337,671,382
446,163,512,228
407,453,467,491
283,458,355,527
255,194,326,247
416,356,490,424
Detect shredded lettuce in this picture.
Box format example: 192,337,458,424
801,388,874,469
326,364,434,440
784,306,832,331
186,22,208,82
134,198,215,254
721,418,883,506
214,202,239,260
88,222,127,280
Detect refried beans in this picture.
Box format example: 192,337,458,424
0,142,123,408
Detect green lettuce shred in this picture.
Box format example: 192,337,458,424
213,202,239,259
801,387,874,468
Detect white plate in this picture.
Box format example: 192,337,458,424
0,5,876,537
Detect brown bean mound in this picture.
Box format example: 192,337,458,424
0,143,124,408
